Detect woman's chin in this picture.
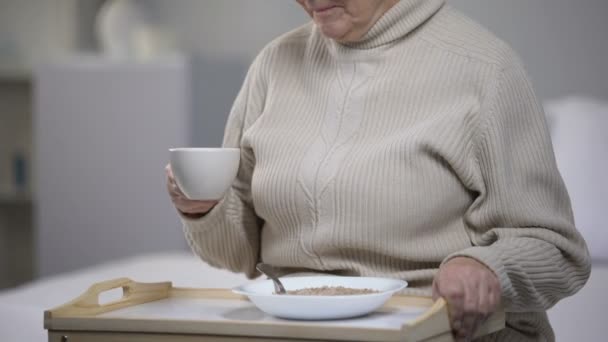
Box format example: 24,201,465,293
316,24,353,42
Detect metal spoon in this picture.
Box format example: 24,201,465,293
256,263,287,295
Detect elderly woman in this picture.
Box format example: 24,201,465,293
166,0,591,340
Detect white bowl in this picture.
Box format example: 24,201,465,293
169,148,240,200
233,276,407,320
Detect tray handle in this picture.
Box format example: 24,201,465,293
402,298,505,341
46,277,172,319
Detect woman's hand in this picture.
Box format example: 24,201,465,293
166,164,218,218
432,257,501,342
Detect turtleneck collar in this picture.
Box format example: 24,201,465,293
334,0,445,50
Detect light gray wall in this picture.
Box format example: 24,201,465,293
453,0,608,100
34,58,191,276
147,0,607,147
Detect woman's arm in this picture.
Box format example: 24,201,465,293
445,58,592,312
180,49,270,279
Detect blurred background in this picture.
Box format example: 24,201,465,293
0,0,606,289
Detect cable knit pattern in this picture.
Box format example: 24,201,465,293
181,1,590,340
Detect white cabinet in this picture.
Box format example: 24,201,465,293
34,56,192,276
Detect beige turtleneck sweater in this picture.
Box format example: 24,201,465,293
180,1,591,340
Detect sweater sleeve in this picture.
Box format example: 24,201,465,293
444,59,591,311
180,49,269,279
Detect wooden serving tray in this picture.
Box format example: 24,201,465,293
44,278,505,342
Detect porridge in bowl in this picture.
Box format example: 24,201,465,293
282,286,379,296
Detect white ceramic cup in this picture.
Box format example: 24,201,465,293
169,148,240,200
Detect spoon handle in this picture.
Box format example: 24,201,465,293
256,263,287,294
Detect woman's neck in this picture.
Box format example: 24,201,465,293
339,0,445,50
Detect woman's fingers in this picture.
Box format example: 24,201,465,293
433,257,502,341
434,276,465,336
476,277,493,322
166,164,181,196
488,274,501,311
171,189,217,213
474,272,501,337
176,199,217,214
469,278,487,339
165,163,218,215
459,278,479,340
